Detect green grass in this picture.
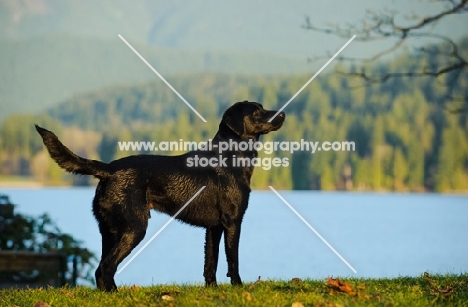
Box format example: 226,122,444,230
1,274,467,307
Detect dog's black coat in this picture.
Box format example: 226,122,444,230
36,101,285,291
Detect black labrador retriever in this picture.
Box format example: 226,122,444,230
35,101,285,291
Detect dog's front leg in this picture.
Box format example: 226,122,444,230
223,222,242,285
203,225,223,286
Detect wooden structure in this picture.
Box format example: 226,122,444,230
0,251,67,288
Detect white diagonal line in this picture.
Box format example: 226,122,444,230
269,35,356,122
117,186,206,274
118,34,207,123
268,186,357,273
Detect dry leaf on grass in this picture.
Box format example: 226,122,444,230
33,302,50,307
424,272,455,298
162,294,174,301
291,302,305,307
326,277,356,296
249,276,262,290
242,291,252,301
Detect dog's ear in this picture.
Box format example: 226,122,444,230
222,104,245,136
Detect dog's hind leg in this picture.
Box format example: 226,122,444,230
99,226,147,291
95,226,117,290
97,190,149,291
203,225,223,286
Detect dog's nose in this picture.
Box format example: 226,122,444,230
278,112,285,118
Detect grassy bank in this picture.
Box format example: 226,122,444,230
1,274,467,307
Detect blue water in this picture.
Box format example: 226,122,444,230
2,188,467,286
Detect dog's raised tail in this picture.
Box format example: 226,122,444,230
35,124,111,179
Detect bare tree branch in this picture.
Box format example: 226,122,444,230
304,0,468,107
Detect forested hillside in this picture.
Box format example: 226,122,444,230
1,38,467,192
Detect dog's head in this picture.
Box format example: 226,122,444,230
221,101,285,139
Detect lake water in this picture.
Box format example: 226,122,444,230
2,188,467,286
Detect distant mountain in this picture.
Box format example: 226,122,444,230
0,0,327,53
0,35,315,121
0,0,323,121
2,0,466,121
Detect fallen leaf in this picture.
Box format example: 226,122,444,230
360,293,371,300
34,302,50,307
218,291,228,300
424,272,455,298
326,277,356,296
356,284,366,291
291,302,304,307
242,291,252,301
162,295,174,301
291,277,302,283
439,286,455,294
248,276,262,290
424,272,436,287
